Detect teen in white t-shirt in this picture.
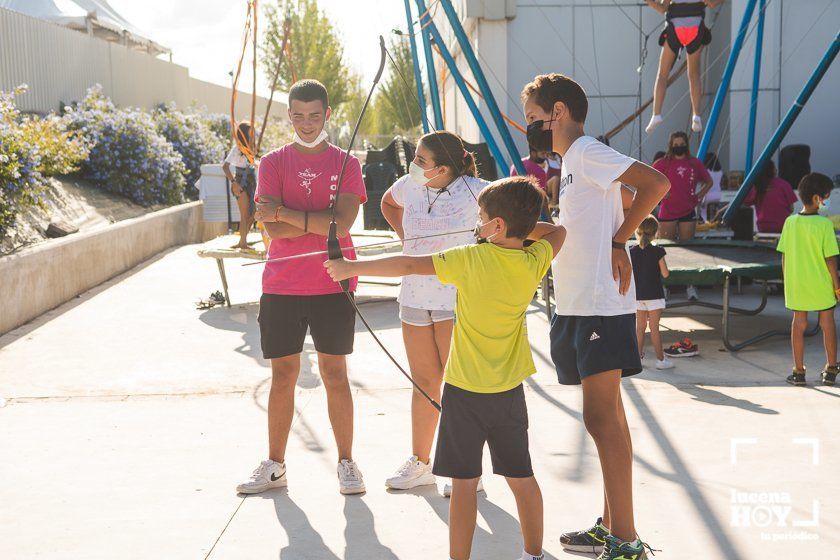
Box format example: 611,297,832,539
379,131,484,491
522,73,670,556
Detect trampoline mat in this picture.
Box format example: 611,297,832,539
657,242,781,286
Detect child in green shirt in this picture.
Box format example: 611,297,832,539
325,176,566,560
777,173,840,385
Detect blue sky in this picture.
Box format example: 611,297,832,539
110,0,408,95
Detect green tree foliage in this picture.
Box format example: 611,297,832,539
262,0,354,110
372,37,423,136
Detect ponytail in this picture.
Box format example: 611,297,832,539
636,215,659,248
462,149,477,177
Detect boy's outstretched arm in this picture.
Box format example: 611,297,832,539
528,222,567,258
612,162,671,294
324,255,435,282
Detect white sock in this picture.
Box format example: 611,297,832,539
645,114,663,134
522,552,544,560
691,114,703,132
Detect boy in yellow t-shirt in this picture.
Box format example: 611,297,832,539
325,177,566,560
777,173,840,386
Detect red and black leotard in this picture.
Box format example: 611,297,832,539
659,1,712,55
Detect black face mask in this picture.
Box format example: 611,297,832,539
526,119,554,153
672,145,688,156
532,156,546,164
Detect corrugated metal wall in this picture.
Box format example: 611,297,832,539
0,7,283,119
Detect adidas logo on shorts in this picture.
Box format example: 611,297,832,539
589,331,601,341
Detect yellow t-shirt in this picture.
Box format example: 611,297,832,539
432,239,553,393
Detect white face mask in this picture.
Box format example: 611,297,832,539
292,129,329,148
409,161,438,186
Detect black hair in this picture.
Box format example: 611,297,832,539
288,79,329,110
704,151,722,171
418,131,477,178
653,151,666,163
797,173,833,205
477,176,546,239
521,73,588,124
753,159,776,206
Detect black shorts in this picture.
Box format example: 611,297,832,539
658,209,697,223
432,383,532,479
550,314,642,385
234,166,257,214
259,293,355,359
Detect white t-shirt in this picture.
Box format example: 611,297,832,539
705,169,723,202
390,174,484,310
552,136,637,316
225,146,250,169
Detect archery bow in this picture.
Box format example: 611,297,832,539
242,228,474,267
330,35,442,412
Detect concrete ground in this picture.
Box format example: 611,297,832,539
1,242,838,559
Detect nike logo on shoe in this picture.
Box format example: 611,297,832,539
270,473,282,481
589,331,601,341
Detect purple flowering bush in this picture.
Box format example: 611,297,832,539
154,103,225,197
65,86,187,206
0,86,46,237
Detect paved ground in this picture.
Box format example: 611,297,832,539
1,242,838,559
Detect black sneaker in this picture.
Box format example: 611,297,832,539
786,370,806,386
663,337,699,358
821,365,838,386
560,517,608,553
597,534,657,560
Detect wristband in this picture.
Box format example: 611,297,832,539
611,240,626,250
304,211,309,232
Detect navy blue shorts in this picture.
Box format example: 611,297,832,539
550,314,642,385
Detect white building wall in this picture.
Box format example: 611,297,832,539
0,7,283,120
436,0,839,180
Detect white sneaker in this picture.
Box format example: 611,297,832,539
656,358,675,370
236,459,287,494
337,459,366,495
691,114,703,133
385,455,436,490
645,114,663,135
686,285,699,301
443,478,484,498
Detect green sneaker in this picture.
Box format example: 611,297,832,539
597,534,657,560
559,517,608,553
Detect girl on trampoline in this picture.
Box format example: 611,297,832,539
645,0,725,135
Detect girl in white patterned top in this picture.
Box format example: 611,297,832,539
380,131,485,491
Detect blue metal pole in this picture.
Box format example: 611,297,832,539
744,0,766,171
722,30,840,225
404,0,429,133
421,14,509,176
438,0,526,175
697,0,759,162
415,0,444,130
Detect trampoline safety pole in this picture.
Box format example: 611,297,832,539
415,0,444,130
697,0,759,162
404,0,430,133
744,0,766,171
438,0,526,176
723,30,840,226
419,7,509,177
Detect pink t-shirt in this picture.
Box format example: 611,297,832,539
743,177,798,233
256,143,367,295
653,156,711,220
510,157,562,191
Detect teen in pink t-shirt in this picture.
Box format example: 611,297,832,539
238,80,368,498
256,143,366,295
742,160,797,233
652,131,712,241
